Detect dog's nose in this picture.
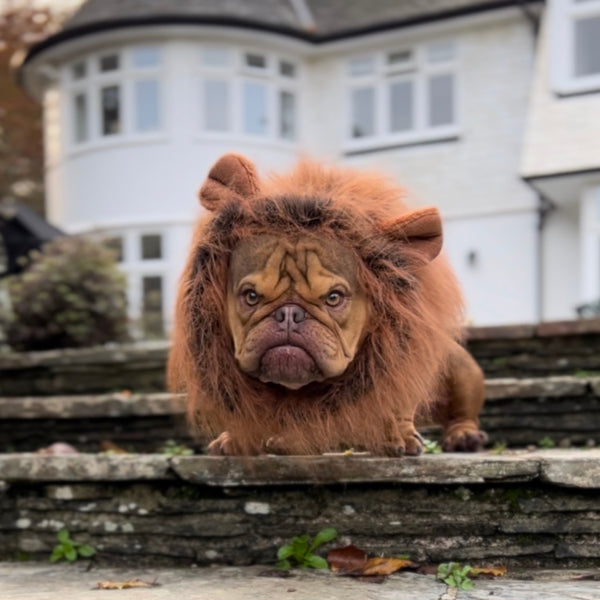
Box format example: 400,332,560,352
274,304,306,326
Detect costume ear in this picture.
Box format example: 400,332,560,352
381,207,443,262
198,153,259,211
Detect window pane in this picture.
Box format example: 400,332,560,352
279,90,296,140
387,49,413,68
428,73,454,127
135,80,160,132
349,56,376,77
73,92,88,143
202,47,231,68
279,60,296,78
245,53,266,69
574,17,600,77
389,80,413,132
132,47,160,68
101,85,121,135
141,234,162,260
142,275,164,338
243,81,268,135
427,41,456,63
204,80,230,131
72,61,86,80
99,54,119,72
350,87,375,138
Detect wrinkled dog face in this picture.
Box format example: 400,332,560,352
226,235,369,389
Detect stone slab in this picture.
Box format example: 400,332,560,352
0,393,186,419
0,454,173,482
169,454,543,486
539,450,600,488
484,377,588,400
0,564,599,600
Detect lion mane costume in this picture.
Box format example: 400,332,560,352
169,154,485,456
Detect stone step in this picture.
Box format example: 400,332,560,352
1,319,600,396
1,376,598,451
0,451,599,568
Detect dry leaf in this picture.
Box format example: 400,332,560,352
327,545,368,573
96,579,159,590
119,389,132,398
99,440,129,454
36,442,79,455
362,557,416,576
470,565,507,578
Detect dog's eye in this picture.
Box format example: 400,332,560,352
325,290,344,307
242,289,260,306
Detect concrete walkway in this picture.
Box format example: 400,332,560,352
1,564,598,600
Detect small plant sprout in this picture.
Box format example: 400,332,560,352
277,527,338,570
437,562,474,590
423,439,443,454
50,528,96,563
158,440,194,456
538,436,556,449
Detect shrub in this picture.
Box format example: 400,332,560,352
0,236,129,351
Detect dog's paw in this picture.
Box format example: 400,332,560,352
206,431,234,455
442,421,488,452
385,422,424,456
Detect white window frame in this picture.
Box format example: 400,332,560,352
550,0,600,95
197,46,300,145
64,45,165,151
344,40,460,153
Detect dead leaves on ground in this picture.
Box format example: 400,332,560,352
326,544,506,585
95,578,160,590
327,544,416,579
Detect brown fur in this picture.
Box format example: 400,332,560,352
169,154,485,455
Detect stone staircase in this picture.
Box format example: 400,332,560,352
0,320,599,569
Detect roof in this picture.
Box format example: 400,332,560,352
0,201,64,242
23,0,540,65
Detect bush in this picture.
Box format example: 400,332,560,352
0,236,129,351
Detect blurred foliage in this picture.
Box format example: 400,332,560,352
0,236,129,351
0,4,71,215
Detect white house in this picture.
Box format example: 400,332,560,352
17,0,600,331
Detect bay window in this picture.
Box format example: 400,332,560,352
199,47,299,143
67,45,163,147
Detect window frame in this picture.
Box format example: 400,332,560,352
197,46,300,145
64,45,165,151
551,0,600,95
344,40,460,153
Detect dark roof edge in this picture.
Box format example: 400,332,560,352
23,0,539,67
523,166,600,182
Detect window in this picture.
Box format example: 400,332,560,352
552,0,600,94
199,47,299,143
67,45,163,147
101,85,120,135
346,41,458,150
142,275,164,338
141,233,162,260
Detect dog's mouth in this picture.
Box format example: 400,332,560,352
257,344,322,389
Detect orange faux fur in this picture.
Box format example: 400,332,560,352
168,155,466,455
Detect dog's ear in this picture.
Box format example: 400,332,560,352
198,154,259,211
380,207,443,262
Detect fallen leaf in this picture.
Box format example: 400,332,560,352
119,389,133,398
99,440,129,454
470,565,507,578
96,579,159,590
327,545,368,573
362,557,416,576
